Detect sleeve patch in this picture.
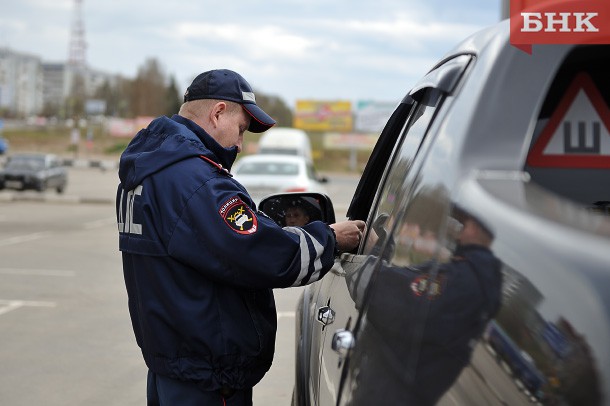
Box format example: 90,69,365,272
219,196,258,235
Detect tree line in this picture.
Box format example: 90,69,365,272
49,58,293,127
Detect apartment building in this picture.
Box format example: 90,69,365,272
0,48,43,117
0,47,116,118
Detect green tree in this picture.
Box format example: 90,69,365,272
93,76,131,117
130,58,168,117
165,75,182,116
254,92,293,127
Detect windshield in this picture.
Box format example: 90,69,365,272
235,162,299,176
6,157,45,170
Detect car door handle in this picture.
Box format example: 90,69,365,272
331,329,355,356
317,306,335,326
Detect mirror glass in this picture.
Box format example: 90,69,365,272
259,192,336,227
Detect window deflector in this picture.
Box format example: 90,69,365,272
409,54,473,101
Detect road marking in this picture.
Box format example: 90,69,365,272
0,300,56,316
0,268,75,277
277,311,296,320
0,232,50,247
84,217,117,230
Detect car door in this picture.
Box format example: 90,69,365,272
314,54,474,405
300,99,415,406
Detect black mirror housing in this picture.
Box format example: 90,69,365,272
259,192,336,227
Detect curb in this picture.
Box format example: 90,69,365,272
0,192,114,205
60,158,119,171
0,156,119,171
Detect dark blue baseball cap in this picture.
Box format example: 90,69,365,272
183,69,276,133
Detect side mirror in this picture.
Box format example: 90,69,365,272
259,192,336,227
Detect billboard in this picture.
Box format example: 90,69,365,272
355,100,396,133
85,99,107,115
107,116,155,137
323,132,379,151
293,100,353,132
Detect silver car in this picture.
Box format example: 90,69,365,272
231,154,328,205
272,20,610,406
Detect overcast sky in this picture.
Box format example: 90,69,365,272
2,0,503,107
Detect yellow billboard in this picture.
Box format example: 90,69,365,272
293,100,353,132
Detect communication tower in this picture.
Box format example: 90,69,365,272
68,0,87,70
66,0,87,118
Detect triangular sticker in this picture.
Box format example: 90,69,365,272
527,72,610,168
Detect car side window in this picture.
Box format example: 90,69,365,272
361,88,444,258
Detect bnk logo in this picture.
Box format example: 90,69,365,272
510,0,610,53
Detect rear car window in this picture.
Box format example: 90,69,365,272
525,45,610,210
7,156,45,170
235,162,299,176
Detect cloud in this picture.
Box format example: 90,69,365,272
170,23,317,60
2,0,500,106
341,15,482,43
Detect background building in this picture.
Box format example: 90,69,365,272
0,47,116,119
0,48,43,117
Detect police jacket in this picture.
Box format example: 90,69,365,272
116,115,337,390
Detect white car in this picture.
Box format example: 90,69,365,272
231,154,328,205
257,127,313,162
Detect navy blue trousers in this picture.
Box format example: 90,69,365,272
147,370,253,406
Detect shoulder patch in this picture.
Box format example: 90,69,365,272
411,275,444,298
219,196,258,235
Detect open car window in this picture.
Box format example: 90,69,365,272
348,54,473,222
361,88,444,258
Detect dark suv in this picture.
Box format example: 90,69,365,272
269,20,610,406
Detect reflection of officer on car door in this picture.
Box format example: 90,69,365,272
116,69,365,406
346,205,502,406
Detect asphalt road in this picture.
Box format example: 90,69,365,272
0,165,359,405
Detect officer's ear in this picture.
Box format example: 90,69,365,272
210,102,228,128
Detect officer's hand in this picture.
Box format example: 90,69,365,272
330,220,366,252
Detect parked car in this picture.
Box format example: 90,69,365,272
231,154,327,204
0,153,68,193
261,20,610,406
